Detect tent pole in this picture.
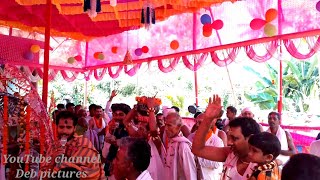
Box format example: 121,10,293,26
84,41,89,108
278,0,283,123
42,0,52,108
193,12,199,106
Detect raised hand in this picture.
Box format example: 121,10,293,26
110,90,117,98
204,94,222,120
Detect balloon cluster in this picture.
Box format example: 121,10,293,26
250,8,278,37
23,45,40,60
134,46,149,56
201,14,224,37
94,52,105,60
67,55,82,64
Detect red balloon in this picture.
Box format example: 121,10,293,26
203,24,212,33
211,20,224,30
170,40,179,50
94,52,100,59
141,46,149,53
111,46,118,53
74,55,82,61
250,18,266,30
203,29,212,37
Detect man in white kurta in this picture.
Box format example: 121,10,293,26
266,112,296,165
188,132,223,180
164,113,197,180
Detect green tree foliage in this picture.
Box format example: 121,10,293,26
244,58,319,112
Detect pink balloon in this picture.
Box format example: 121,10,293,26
250,18,266,30
211,20,224,30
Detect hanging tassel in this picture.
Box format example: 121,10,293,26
110,0,117,7
146,7,150,24
152,8,155,24
84,0,101,18
141,5,156,29
141,9,145,24
123,50,133,65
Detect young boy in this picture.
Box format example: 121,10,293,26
247,132,281,180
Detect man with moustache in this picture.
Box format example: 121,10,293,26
266,111,296,166
41,111,105,179
192,95,261,180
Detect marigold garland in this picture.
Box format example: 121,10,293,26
2,95,8,165
135,96,162,106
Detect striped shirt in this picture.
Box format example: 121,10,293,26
41,135,105,179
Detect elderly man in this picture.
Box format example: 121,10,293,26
112,137,153,180
192,95,261,180
241,107,264,132
266,111,296,165
163,112,198,180
41,111,105,179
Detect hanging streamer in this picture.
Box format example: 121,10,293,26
83,0,101,18
141,4,156,29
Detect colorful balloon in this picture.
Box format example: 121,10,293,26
250,18,266,30
170,40,179,50
141,46,149,53
264,23,277,37
23,51,34,60
30,45,40,53
67,57,75,64
94,52,100,59
203,24,212,32
265,8,278,22
134,48,142,56
211,20,224,30
74,55,82,62
98,53,105,60
111,46,118,54
317,1,320,11
200,14,211,25
203,29,212,37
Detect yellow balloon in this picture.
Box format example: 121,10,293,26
264,23,277,37
30,45,40,53
67,57,75,64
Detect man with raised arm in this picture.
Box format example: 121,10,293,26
192,95,261,180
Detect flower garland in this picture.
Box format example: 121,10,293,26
24,105,31,172
135,96,162,105
2,95,8,165
40,122,45,155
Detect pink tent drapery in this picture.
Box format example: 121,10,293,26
22,34,320,82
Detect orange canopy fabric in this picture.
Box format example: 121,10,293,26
1,0,236,40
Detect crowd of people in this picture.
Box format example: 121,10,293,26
6,91,320,180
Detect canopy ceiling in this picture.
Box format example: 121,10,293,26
1,0,320,82
0,0,235,40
